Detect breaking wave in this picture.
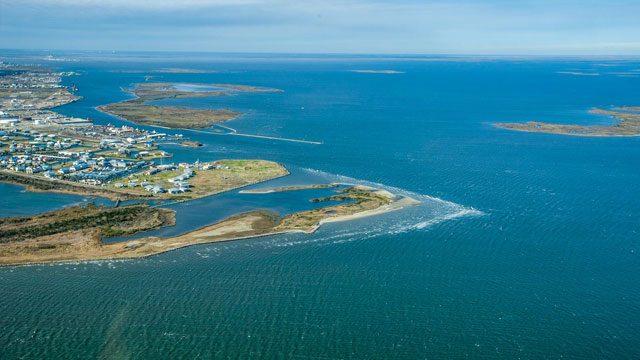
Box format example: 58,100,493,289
197,168,485,253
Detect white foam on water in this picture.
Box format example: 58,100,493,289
205,168,485,251
412,207,484,230
5,167,484,267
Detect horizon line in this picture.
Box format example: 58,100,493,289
1,48,640,60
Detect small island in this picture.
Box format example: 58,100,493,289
0,185,420,266
151,68,218,74
494,107,640,136
180,141,203,148
350,70,404,74
97,82,282,129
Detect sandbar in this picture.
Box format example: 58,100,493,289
0,185,420,266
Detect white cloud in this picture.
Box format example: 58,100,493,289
2,0,639,54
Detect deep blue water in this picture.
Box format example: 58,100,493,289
1,52,639,358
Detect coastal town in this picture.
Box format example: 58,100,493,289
0,61,415,267
0,61,270,198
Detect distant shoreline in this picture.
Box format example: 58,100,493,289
494,107,640,136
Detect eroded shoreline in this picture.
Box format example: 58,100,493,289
0,185,420,267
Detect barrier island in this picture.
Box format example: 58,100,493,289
0,185,420,266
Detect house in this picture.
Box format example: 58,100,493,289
109,160,127,168
79,179,101,186
70,163,88,172
174,181,191,188
0,118,19,126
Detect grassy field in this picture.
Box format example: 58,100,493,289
97,100,238,129
0,203,174,244
106,159,289,200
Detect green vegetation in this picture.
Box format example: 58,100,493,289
0,203,174,243
0,170,144,200
98,100,238,129
108,160,289,200
310,187,385,203
276,186,396,232
97,82,282,129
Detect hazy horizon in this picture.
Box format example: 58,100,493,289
3,49,640,59
1,0,639,55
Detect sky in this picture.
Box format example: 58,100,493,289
1,0,639,55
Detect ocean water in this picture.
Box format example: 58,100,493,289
1,52,639,358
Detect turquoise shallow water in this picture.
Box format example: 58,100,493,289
1,52,639,358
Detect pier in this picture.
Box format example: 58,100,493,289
186,125,323,145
